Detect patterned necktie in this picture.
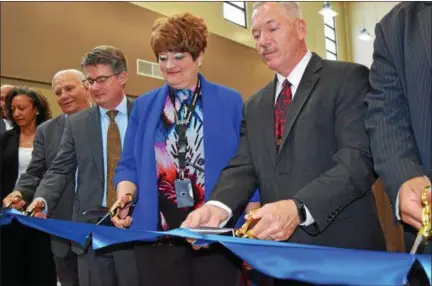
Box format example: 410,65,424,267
274,79,292,146
106,110,121,207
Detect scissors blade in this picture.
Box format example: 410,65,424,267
409,233,423,254
82,208,110,219
95,212,111,225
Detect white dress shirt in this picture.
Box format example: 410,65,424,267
207,51,316,227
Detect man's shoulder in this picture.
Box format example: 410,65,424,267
67,106,96,124
319,60,369,86
322,59,368,74
379,2,425,30
38,114,65,130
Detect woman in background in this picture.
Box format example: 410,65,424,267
112,13,259,286
0,86,56,286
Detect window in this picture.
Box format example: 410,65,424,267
324,15,337,60
223,2,247,28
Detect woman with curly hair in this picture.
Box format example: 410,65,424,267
112,12,259,286
0,86,56,286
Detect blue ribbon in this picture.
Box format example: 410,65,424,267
1,209,430,285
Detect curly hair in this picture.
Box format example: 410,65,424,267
5,86,52,128
150,13,208,61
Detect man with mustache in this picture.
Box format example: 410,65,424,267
182,2,386,285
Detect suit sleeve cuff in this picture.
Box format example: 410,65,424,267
205,200,233,227
300,205,315,226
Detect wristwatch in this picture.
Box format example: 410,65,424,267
292,198,306,224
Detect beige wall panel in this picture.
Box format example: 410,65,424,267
1,2,273,104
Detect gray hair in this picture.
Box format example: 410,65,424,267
253,2,302,19
52,69,86,87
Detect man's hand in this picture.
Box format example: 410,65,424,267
181,204,229,250
25,199,47,218
399,176,432,230
248,200,300,241
111,193,133,229
245,202,260,214
181,204,229,229
2,190,26,210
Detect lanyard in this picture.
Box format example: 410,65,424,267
168,78,201,179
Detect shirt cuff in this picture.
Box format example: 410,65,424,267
300,205,315,226
205,200,233,227
395,191,401,221
34,197,48,215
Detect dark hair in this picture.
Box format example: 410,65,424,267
81,45,128,74
151,13,208,61
5,86,52,128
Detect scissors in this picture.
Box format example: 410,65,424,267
409,186,431,254
82,194,135,225
234,208,260,238
5,194,45,217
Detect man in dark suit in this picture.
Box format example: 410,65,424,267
365,2,431,254
182,3,385,285
25,46,139,286
3,69,91,286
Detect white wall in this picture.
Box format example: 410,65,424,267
348,2,399,67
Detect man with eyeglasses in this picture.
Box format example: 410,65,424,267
26,46,139,286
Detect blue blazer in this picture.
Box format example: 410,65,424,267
115,74,258,231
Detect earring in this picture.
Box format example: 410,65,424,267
198,62,202,67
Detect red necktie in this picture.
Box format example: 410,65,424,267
274,79,292,146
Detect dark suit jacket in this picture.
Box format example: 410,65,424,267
211,53,386,251
1,128,20,199
365,2,432,252
15,115,75,257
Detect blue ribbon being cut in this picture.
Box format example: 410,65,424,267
1,209,430,286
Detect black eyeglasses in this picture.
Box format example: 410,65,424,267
83,72,121,86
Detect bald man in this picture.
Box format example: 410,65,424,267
3,69,91,286
0,84,14,135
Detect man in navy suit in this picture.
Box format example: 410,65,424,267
365,2,431,257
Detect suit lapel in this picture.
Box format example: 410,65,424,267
277,53,322,156
86,106,104,181
259,78,278,165
418,4,432,71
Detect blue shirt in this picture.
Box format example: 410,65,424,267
98,95,128,207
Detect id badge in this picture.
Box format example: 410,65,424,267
174,178,194,208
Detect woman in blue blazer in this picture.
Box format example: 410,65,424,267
112,13,259,286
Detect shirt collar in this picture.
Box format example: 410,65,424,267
276,51,312,87
99,95,128,117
